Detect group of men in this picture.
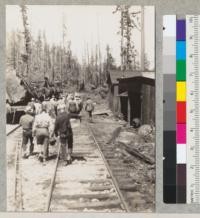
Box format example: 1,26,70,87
19,93,95,165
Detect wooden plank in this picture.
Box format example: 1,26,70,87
67,199,122,210
112,167,127,172
89,185,113,191
104,155,115,159
72,153,99,158
78,179,111,184
112,171,128,176
119,184,139,192
53,193,117,200
103,152,115,156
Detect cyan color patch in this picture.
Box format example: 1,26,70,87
176,41,186,60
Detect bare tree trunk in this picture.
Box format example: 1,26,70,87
20,1,31,80
98,45,102,85
86,43,90,66
126,8,132,70
120,9,124,71
140,6,145,72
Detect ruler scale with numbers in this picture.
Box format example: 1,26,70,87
163,15,200,204
186,15,200,204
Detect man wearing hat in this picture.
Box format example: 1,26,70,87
28,98,36,115
19,106,35,158
32,103,54,163
85,96,95,123
54,104,73,165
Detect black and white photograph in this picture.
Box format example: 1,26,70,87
6,3,155,212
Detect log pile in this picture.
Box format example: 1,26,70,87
6,67,26,103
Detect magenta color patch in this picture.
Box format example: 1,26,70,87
177,124,186,143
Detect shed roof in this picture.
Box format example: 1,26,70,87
117,91,128,97
108,70,155,85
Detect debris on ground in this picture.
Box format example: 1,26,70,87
117,141,154,165
138,124,155,142
89,99,155,212
107,127,122,144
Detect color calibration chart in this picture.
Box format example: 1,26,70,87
163,15,200,204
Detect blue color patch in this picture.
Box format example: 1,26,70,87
176,41,186,60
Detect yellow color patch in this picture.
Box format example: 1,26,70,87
176,82,186,101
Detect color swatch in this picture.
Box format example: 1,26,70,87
164,15,200,204
163,15,177,203
176,19,186,203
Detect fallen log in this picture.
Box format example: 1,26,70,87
117,142,155,165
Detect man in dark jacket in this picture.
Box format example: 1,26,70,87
85,96,94,122
19,106,34,158
54,104,73,165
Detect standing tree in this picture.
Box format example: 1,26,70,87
43,31,51,79
113,5,141,71
105,45,116,72
20,1,31,79
36,31,43,78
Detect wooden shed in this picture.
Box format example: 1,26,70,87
107,70,155,125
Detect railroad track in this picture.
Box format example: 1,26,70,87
7,117,154,212
89,120,155,212
6,124,21,136
46,119,128,212
7,124,23,211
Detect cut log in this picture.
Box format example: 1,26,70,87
118,142,155,165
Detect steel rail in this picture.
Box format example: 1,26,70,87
46,121,129,212
86,123,130,212
14,141,23,211
7,124,23,210
45,139,61,212
7,124,21,136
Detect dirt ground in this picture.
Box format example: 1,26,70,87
7,91,155,212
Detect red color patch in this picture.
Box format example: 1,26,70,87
177,102,186,123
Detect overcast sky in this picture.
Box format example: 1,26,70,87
6,5,155,70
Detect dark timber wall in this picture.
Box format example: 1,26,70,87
108,75,155,125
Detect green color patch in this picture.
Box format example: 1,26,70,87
176,60,186,81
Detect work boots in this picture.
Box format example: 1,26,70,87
66,148,72,165
22,144,29,159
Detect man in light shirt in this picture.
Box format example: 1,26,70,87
32,103,54,163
